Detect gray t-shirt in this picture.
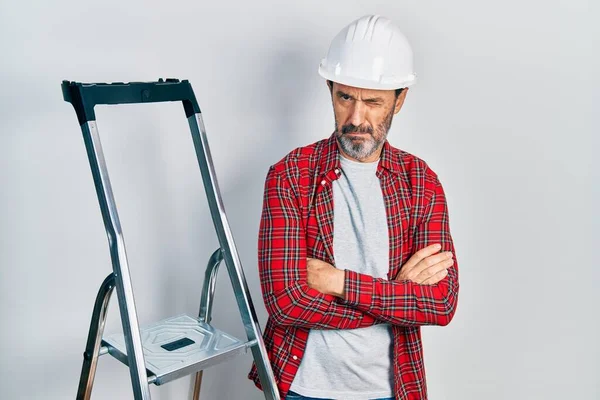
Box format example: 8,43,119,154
289,154,394,400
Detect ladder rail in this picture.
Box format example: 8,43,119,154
192,248,223,399
198,248,223,324
77,273,115,400
80,121,152,399
187,114,280,400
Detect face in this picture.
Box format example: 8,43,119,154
330,82,408,162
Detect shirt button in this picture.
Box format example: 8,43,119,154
292,355,298,361
321,180,326,186
334,168,340,174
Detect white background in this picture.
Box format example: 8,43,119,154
0,0,597,399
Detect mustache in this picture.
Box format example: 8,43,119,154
341,124,373,135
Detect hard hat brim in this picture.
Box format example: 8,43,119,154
318,64,416,91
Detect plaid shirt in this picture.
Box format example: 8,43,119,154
248,132,459,400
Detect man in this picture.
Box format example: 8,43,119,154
249,15,459,400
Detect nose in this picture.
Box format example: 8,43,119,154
348,101,367,127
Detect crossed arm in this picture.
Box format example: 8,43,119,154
257,167,459,330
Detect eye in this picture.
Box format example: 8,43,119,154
337,92,352,102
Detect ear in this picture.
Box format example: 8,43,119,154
393,88,409,114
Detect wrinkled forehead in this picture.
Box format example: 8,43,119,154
332,82,396,101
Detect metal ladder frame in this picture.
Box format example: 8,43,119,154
61,79,280,400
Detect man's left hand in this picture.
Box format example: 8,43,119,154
306,258,345,298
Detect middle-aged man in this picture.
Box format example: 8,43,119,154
248,15,460,400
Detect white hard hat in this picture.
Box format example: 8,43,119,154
319,15,417,90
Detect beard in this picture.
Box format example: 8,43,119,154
334,105,395,160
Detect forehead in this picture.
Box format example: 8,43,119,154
333,82,395,100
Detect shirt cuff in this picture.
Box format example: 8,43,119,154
340,269,375,311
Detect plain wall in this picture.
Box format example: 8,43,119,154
0,0,597,399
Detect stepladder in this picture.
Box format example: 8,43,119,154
61,79,281,400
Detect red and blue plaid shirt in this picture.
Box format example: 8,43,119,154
248,132,459,400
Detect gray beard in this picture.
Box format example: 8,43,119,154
334,106,395,160
337,132,382,159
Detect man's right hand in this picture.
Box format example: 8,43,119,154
394,244,454,285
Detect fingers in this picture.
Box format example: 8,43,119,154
400,244,443,273
413,251,453,275
413,257,454,284
421,268,449,285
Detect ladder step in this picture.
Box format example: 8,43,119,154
102,314,252,385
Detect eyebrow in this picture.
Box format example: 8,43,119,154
336,91,384,103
